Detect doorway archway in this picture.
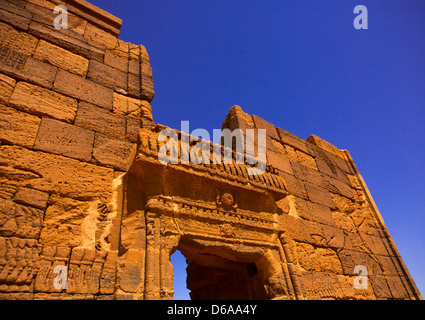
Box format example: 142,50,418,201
168,235,288,300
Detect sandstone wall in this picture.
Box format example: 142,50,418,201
221,106,422,299
0,0,421,300
0,0,154,299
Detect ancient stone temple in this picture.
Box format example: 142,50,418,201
0,0,422,300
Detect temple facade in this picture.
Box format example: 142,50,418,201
0,0,421,300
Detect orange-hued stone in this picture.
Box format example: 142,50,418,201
0,0,421,301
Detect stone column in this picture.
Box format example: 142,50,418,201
160,234,181,299
144,210,160,299
279,232,305,300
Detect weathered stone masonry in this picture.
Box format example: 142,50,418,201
0,0,422,300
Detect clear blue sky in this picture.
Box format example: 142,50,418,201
90,0,425,299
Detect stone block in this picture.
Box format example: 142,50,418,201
119,251,144,293
306,134,344,159
127,72,140,98
139,100,153,120
0,54,58,89
325,175,354,199
282,214,320,245
385,275,410,299
272,142,317,171
33,40,89,77
126,116,141,143
291,161,327,189
26,0,87,35
67,0,122,37
115,40,130,57
38,196,90,247
0,144,115,201
0,73,15,103
0,21,38,55
279,170,308,199
28,20,104,62
276,127,311,155
139,45,150,61
294,242,343,274
128,58,139,75
53,69,113,110
112,92,128,115
315,157,336,177
112,92,152,119
326,150,352,174
140,59,152,78
128,42,139,57
0,200,43,239
308,201,336,227
87,59,127,92
105,49,128,73
140,75,155,102
34,117,94,162
0,179,19,200
315,149,352,185
267,151,293,175
0,4,32,31
75,102,126,140
304,182,335,209
9,81,78,122
252,114,279,140
337,274,376,300
14,187,49,209
300,270,345,300
92,134,137,171
222,107,254,132
84,23,118,50
295,150,317,170
0,104,41,148
100,252,118,294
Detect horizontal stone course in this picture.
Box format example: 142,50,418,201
0,144,115,200
28,20,104,62
0,0,419,301
92,133,137,171
0,1,33,31
14,187,49,209
87,59,127,92
0,104,41,148
26,0,87,35
304,182,335,209
267,151,293,175
75,102,126,140
33,39,89,77
0,54,58,89
104,49,128,73
276,127,312,155
0,21,38,55
53,69,113,110
252,114,279,140
0,73,16,103
9,81,78,122
34,117,94,162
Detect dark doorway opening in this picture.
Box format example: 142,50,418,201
171,241,267,300
186,258,266,300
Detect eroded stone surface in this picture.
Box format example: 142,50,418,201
0,0,420,301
